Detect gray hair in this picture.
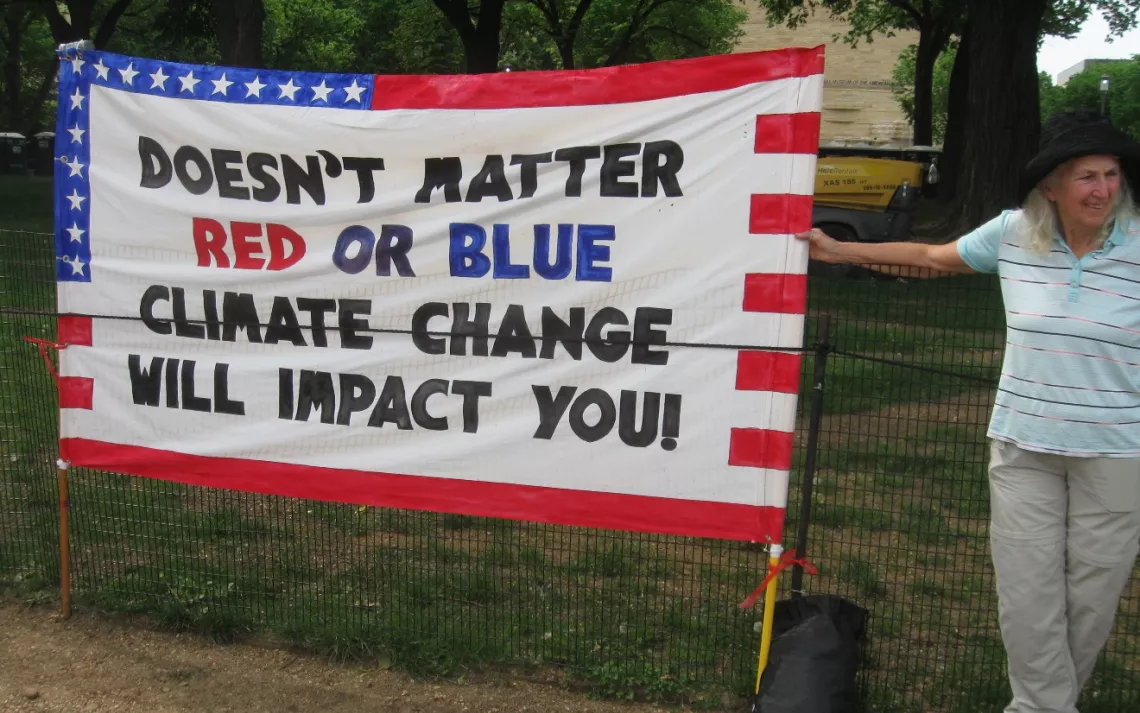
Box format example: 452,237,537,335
1021,170,1139,253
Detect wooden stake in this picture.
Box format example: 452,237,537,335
56,459,71,619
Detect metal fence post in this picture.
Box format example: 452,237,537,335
791,313,831,597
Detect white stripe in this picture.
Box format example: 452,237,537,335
727,390,799,433
744,153,819,196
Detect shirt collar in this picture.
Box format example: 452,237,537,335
1106,216,1138,247
1056,215,1134,250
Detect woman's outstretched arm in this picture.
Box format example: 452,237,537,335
795,228,976,277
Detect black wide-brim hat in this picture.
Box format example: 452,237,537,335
1020,109,1140,203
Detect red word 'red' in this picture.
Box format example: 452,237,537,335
192,218,306,271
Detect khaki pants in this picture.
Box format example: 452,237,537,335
988,440,1140,713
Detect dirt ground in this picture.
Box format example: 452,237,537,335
0,601,706,713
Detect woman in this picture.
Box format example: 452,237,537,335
799,110,1140,713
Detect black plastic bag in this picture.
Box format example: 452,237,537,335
751,594,868,713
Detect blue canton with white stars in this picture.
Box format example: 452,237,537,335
53,47,376,284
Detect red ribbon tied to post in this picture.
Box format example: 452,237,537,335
738,549,817,610
22,336,67,383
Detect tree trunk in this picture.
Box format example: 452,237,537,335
432,0,505,73
952,0,1047,229
557,38,575,70
468,0,505,73
911,25,943,146
557,0,595,69
460,31,501,73
210,0,265,68
39,0,91,43
938,24,969,203
2,9,24,128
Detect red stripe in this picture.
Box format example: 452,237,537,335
1009,341,1140,368
749,194,814,234
371,46,824,110
754,113,822,154
743,273,807,314
57,315,92,346
728,428,795,470
60,438,786,542
59,377,93,409
736,351,802,393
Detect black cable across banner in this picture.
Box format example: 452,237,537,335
2,306,1000,386
0,307,811,354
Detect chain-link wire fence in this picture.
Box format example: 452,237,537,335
2,227,1138,711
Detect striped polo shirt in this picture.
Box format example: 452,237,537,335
957,209,1140,457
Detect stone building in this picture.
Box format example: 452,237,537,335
1056,58,1128,86
735,7,919,146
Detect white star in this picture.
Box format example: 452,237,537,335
70,56,85,73
311,80,333,103
278,78,300,101
66,189,86,211
244,75,266,98
150,66,169,90
211,73,233,96
66,157,85,178
69,89,85,111
68,124,85,144
66,224,85,243
179,71,200,94
67,256,87,276
343,79,365,103
118,62,138,86
93,59,109,81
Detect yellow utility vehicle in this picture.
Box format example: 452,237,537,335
811,145,940,246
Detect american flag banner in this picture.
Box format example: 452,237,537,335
51,45,823,542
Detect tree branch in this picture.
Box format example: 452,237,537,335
125,1,162,20
36,0,77,43
881,0,924,26
566,0,594,38
94,0,136,48
642,23,709,51
603,0,682,66
431,0,476,40
526,0,562,38
473,0,505,40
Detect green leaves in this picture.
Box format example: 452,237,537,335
890,41,957,144
1041,57,1140,140
502,0,748,71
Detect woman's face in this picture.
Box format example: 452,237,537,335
1043,154,1121,234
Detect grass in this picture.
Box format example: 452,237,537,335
0,179,58,607
1080,657,1140,712
838,557,887,598
0,175,53,233
941,653,1011,713
899,502,964,546
4,180,1140,710
812,501,894,531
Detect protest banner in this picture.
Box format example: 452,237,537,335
49,45,823,542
